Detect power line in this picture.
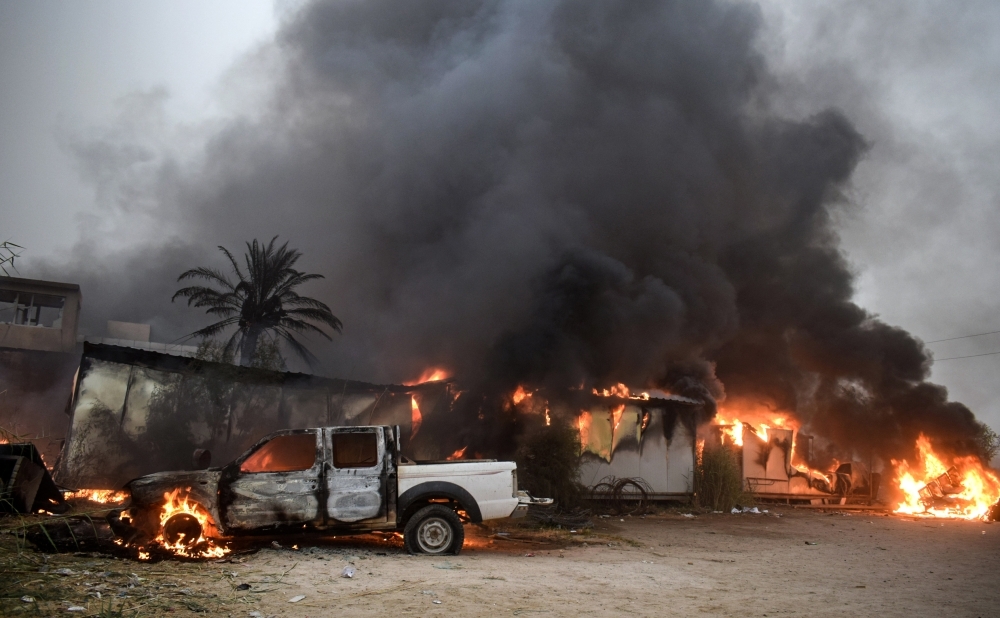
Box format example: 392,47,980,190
925,329,1000,344
933,351,1000,362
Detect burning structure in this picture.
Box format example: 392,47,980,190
8,1,1000,540
55,343,456,489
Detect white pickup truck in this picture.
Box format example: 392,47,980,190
119,425,549,555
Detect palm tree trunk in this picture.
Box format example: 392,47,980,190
241,325,263,367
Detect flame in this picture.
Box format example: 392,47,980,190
716,418,745,447
714,405,831,481
715,403,791,448
66,489,129,504
404,368,451,385
592,383,650,400
611,404,626,431
156,488,229,558
578,412,592,448
410,395,423,440
512,385,530,405
892,434,1000,520
544,407,551,427
446,446,468,461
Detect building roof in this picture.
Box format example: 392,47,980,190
0,276,81,292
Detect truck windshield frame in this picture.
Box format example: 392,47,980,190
331,432,378,468
239,433,318,473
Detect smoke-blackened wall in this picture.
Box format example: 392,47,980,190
35,0,986,464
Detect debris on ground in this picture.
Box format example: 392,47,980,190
0,443,67,514
731,506,768,514
527,506,595,530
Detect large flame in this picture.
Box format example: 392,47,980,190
715,402,792,447
892,434,1000,520
404,368,451,385
715,404,829,480
155,488,229,559
66,489,129,504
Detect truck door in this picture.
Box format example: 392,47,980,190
323,427,389,524
221,430,323,531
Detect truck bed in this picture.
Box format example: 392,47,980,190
398,460,518,520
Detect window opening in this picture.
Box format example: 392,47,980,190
240,433,317,473
0,291,65,327
332,432,378,468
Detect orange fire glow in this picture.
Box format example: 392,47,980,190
512,385,530,405
446,446,468,461
410,395,423,439
892,434,1000,520
156,488,228,558
592,383,650,400
577,412,592,448
715,402,791,448
714,404,830,480
65,489,129,504
611,404,625,431
404,368,451,385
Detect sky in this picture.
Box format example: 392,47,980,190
2,0,999,441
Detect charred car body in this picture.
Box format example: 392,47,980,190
115,425,547,555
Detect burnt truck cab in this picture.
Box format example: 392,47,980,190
124,425,549,555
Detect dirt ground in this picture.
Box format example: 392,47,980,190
3,507,999,617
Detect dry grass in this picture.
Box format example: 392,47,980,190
0,505,254,617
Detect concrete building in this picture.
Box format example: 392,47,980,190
0,276,83,464
0,276,81,353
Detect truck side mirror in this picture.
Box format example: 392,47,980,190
193,449,212,470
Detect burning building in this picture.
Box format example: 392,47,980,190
576,391,701,499
9,1,999,527
55,343,456,489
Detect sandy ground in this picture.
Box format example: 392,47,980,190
3,508,999,617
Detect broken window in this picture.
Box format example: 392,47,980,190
0,291,65,327
240,433,317,473
332,432,378,468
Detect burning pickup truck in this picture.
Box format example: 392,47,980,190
112,425,549,556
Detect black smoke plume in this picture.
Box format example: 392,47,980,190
38,0,986,465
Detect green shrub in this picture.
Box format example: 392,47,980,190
515,419,585,509
697,443,748,511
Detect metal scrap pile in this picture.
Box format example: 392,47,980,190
0,443,66,514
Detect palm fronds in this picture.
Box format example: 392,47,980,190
173,237,341,367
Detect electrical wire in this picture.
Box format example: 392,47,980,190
925,330,1000,344
933,351,1000,362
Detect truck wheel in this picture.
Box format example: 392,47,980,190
404,505,464,555
163,513,202,547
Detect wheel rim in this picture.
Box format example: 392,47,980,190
163,513,202,547
416,516,453,554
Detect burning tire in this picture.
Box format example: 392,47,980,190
162,513,203,547
404,505,464,555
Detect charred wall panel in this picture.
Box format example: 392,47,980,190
578,404,697,496
55,344,445,489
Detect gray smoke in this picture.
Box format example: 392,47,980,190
34,0,987,463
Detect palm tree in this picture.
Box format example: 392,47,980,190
172,237,342,367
